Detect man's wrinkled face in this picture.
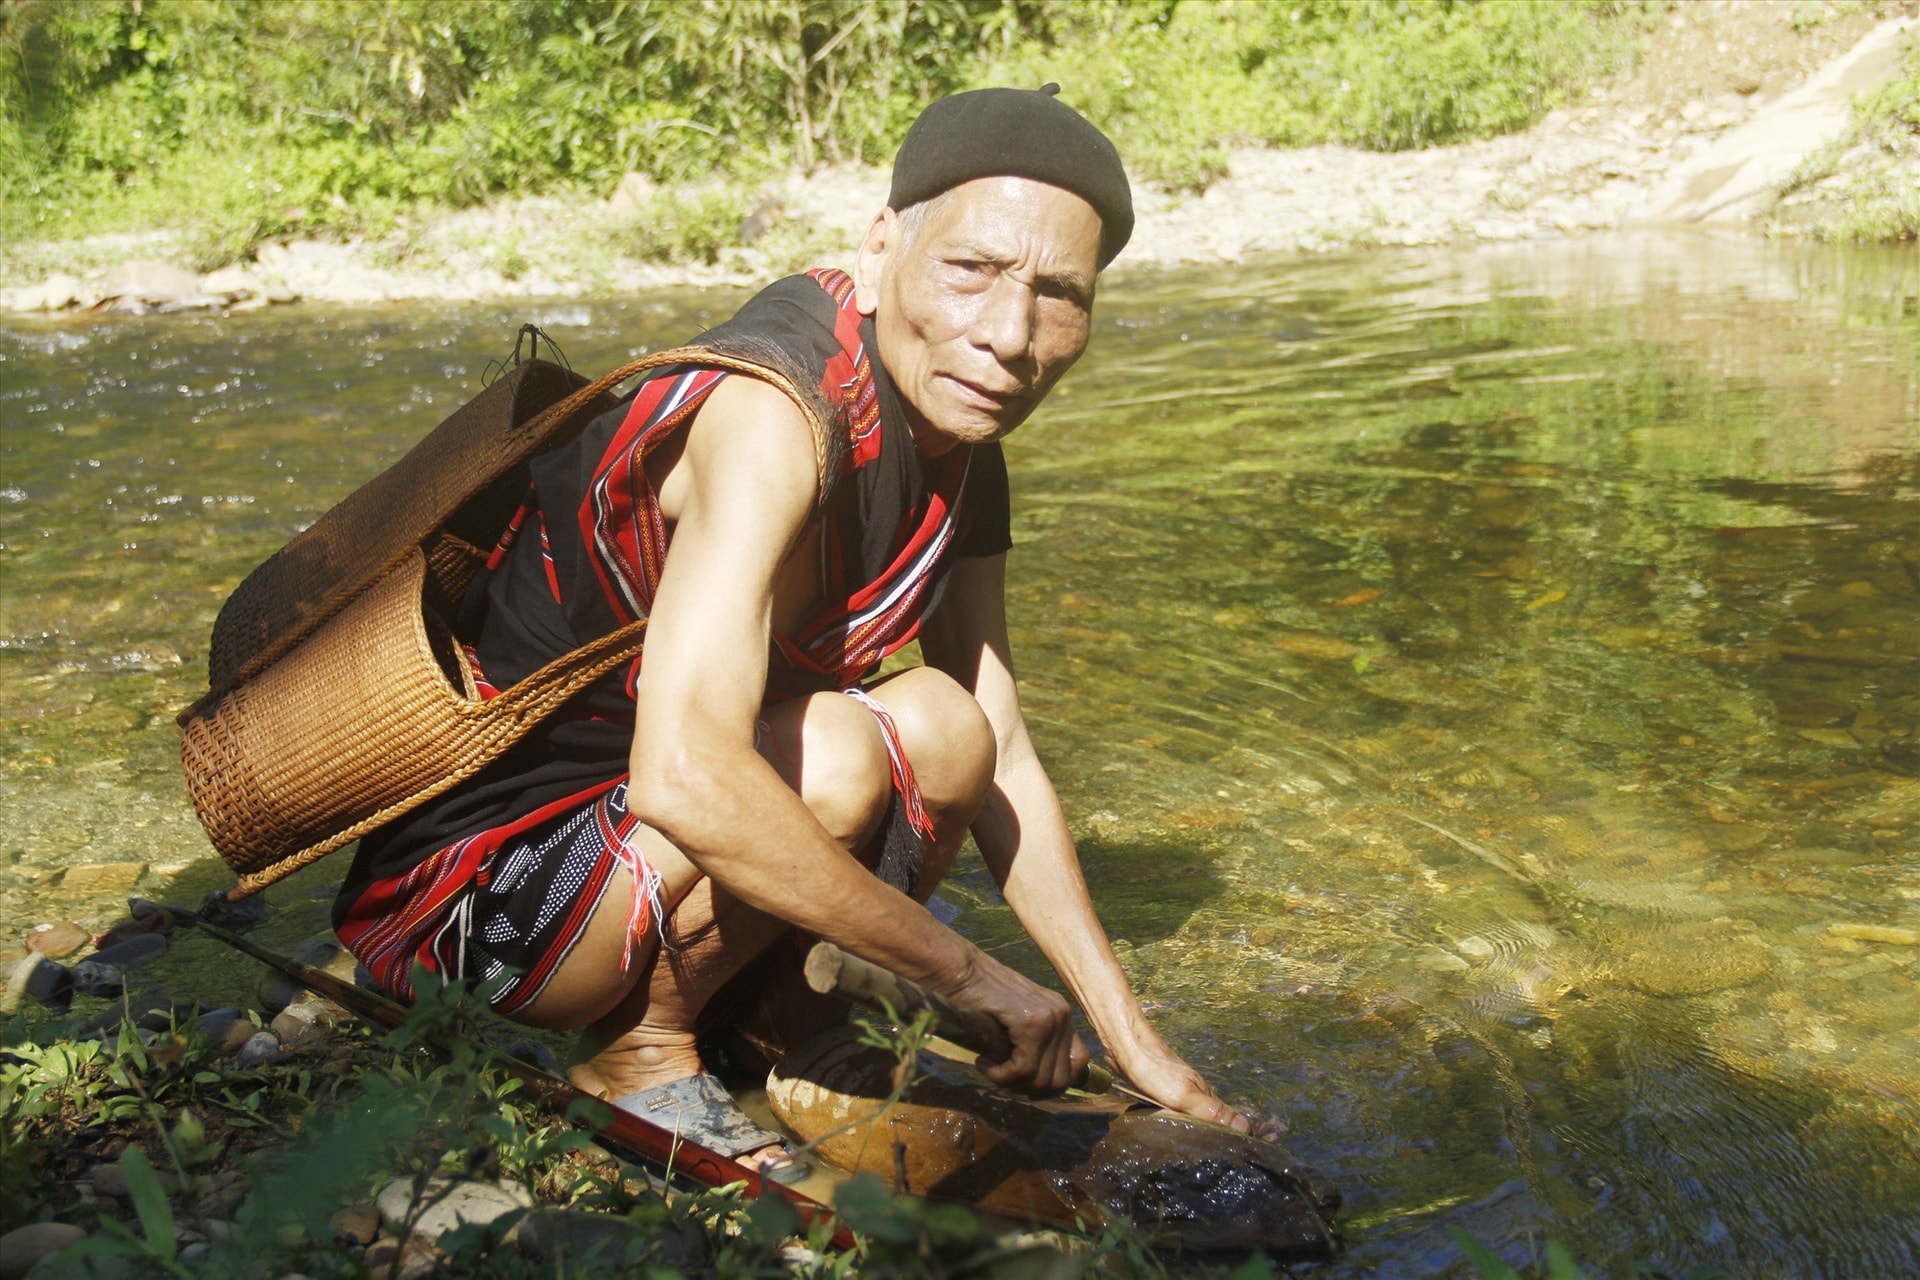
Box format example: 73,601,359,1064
853,176,1102,455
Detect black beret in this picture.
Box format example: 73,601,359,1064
888,85,1133,269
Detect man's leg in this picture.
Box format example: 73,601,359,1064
518,689,892,1041
710,666,1000,1067
522,669,996,1092
860,665,998,902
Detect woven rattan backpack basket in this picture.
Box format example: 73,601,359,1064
179,339,824,897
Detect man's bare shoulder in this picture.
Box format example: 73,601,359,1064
663,373,821,534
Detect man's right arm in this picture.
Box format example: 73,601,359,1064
624,378,1077,1088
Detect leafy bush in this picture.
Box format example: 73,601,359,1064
0,0,1647,262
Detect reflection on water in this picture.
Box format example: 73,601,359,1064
3,235,1916,1275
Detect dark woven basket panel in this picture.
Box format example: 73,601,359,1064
201,359,596,701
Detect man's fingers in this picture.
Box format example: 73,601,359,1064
977,1011,1079,1094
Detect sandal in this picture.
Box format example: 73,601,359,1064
612,1072,811,1186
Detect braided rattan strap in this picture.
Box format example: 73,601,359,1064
180,345,828,896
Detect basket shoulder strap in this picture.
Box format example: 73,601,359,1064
486,618,650,721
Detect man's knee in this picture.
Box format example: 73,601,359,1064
873,667,995,815
791,693,894,849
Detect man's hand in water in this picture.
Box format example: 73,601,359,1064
1119,1037,1289,1141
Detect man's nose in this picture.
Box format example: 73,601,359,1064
968,276,1036,367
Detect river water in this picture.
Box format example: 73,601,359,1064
3,234,1917,1276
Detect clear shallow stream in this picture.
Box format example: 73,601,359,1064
3,234,1917,1276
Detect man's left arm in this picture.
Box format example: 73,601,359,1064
920,552,1258,1131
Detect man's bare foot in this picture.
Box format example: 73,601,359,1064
569,1037,703,1100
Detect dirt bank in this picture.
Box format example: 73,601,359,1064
2,2,1912,315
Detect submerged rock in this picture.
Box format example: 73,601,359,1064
59,863,145,894
23,921,88,959
1,955,73,1013
89,933,169,970
1274,632,1362,662
1827,922,1920,947
1612,937,1773,996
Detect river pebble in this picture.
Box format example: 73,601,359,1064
270,991,347,1047
23,922,88,959
363,1238,438,1280
89,933,169,969
1,956,73,1012
376,1176,534,1244
234,1031,283,1068
329,1203,382,1246
91,1159,176,1200
0,1222,86,1279
92,911,174,951
70,960,123,998
192,1008,259,1055
258,935,366,1013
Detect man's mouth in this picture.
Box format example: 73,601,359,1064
945,374,1024,412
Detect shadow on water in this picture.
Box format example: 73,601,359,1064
1075,839,1228,947
3,234,1917,1276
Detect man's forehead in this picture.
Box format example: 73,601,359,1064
912,176,1102,273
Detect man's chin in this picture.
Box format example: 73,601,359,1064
917,399,1024,452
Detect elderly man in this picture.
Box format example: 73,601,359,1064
332,87,1255,1180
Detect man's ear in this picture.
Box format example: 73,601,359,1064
851,209,896,316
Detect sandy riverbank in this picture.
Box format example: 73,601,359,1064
3,2,1912,316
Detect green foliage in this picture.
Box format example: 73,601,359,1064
1,0,1649,262
613,187,749,265
977,0,1640,188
